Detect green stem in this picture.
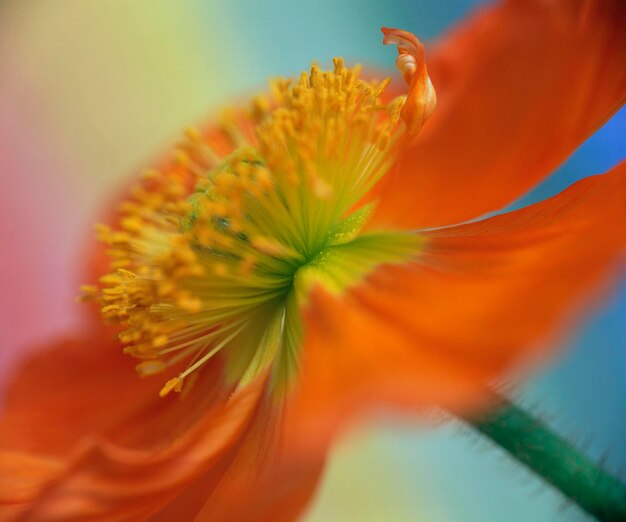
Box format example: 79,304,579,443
461,393,626,521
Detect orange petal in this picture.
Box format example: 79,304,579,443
381,27,436,135
12,381,265,521
0,330,230,455
1,333,155,455
373,0,626,229
296,160,626,429
288,285,495,461
0,451,64,520
160,399,327,522
1,332,323,520
0,335,268,519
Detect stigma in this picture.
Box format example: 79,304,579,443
83,29,435,397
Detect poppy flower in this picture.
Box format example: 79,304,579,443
2,1,626,520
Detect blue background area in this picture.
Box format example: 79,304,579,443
206,0,488,97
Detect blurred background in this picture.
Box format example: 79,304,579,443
0,1,624,520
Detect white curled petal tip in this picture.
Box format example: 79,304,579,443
396,53,418,84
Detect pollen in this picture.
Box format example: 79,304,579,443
84,31,435,397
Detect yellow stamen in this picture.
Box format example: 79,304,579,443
159,377,183,397
85,44,434,397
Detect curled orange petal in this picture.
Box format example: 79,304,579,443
382,27,437,135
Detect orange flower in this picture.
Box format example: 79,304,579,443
2,1,626,520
